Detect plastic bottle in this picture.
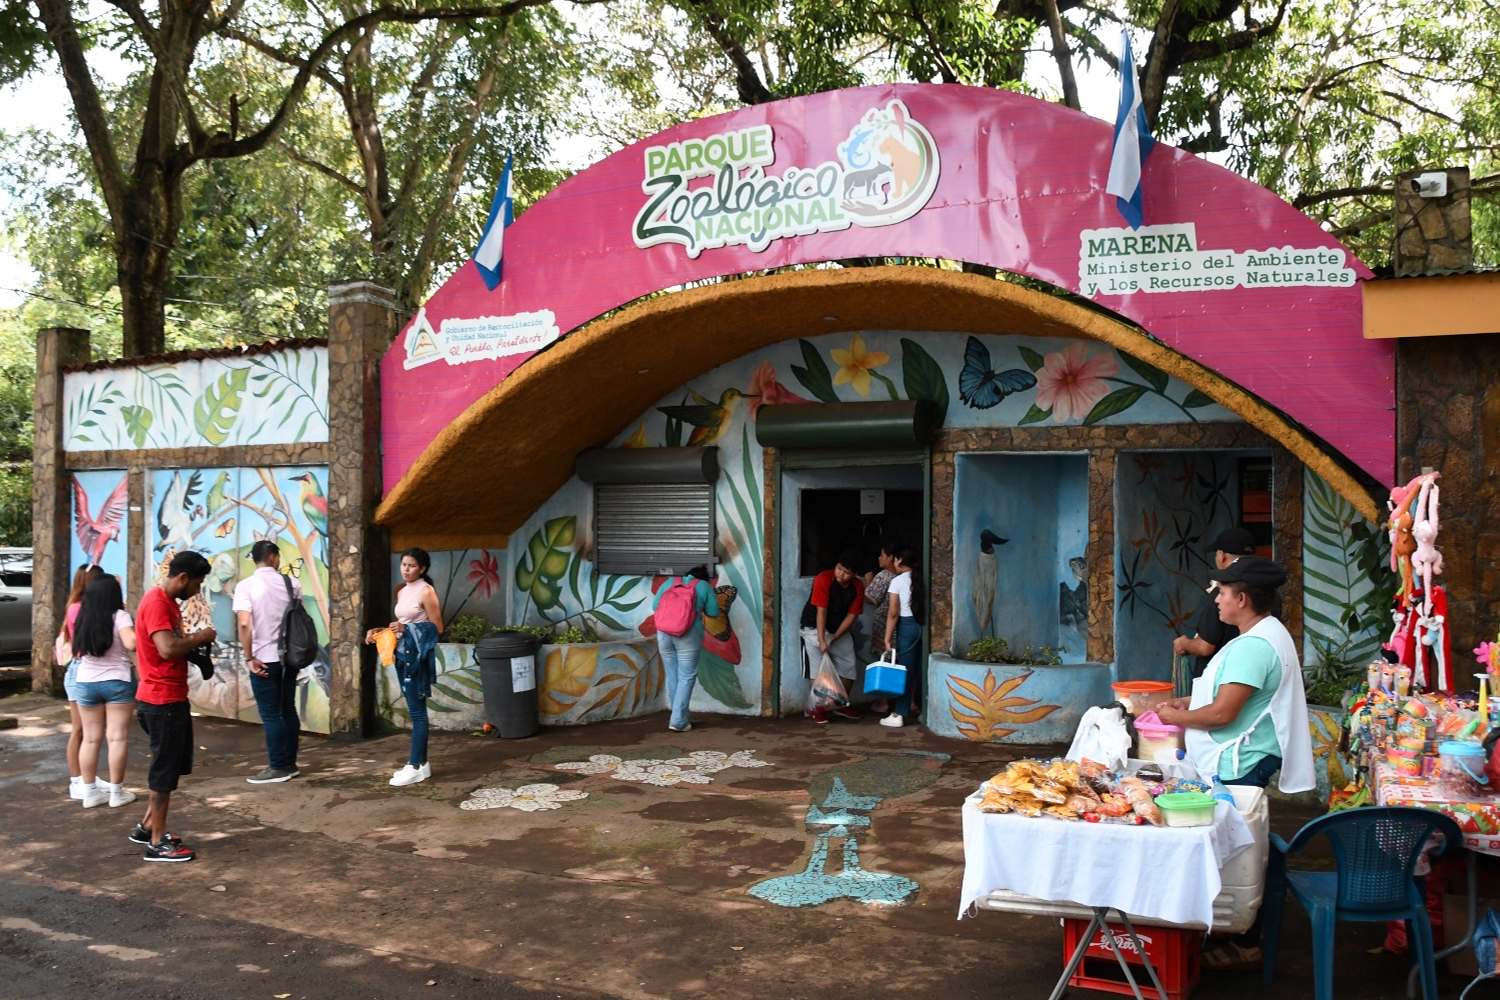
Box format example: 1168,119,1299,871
1210,776,1237,809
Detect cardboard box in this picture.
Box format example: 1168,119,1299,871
1444,892,1496,976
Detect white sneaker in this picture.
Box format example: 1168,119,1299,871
879,713,905,728
81,785,110,808
110,786,137,808
69,779,85,800
390,764,429,787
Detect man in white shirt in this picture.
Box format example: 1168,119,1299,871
234,540,302,783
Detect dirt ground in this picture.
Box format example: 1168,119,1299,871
0,691,1476,1000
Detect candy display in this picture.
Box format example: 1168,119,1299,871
977,757,1208,825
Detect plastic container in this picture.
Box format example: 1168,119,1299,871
1112,680,1174,716
475,630,543,738
1155,790,1216,827
1133,710,1185,762
1439,741,1489,798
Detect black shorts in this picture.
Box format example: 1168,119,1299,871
136,700,194,792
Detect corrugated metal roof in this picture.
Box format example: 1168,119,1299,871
1369,264,1500,280
62,337,329,374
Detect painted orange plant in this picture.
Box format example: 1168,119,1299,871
947,669,1061,742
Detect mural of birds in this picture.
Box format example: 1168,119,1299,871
656,388,749,446
289,473,328,536
972,528,1007,636
204,471,231,518
154,470,203,552
72,474,129,567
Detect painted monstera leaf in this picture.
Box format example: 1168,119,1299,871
193,367,250,445
947,669,1060,741
515,516,576,612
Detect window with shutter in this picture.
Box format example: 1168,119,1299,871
593,482,716,576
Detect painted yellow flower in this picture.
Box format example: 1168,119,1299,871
830,335,890,397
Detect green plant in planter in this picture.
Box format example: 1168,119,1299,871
552,625,586,644
1304,633,1370,707
443,612,492,645
966,635,1063,666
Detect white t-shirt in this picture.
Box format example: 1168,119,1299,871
889,572,914,618
76,610,135,684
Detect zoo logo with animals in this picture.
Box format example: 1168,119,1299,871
632,99,941,259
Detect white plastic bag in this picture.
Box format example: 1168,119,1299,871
1066,704,1133,772
808,654,848,711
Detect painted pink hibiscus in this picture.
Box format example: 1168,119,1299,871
747,360,812,419
1036,344,1118,422
468,549,500,600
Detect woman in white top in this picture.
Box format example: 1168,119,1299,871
880,545,926,728
71,573,138,808
366,548,443,786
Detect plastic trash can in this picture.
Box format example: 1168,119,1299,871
476,631,543,738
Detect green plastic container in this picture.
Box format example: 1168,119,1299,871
1154,791,1217,828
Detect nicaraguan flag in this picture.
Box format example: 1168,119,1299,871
1105,30,1156,230
472,155,514,290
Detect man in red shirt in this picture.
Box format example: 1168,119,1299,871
800,550,865,724
132,551,216,862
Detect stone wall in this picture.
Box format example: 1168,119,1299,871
1396,332,1500,653
1393,167,1472,275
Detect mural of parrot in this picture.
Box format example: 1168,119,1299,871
656,388,750,446
289,473,327,536
204,470,232,518
72,474,128,567
972,528,1007,636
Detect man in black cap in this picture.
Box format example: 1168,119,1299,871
1172,527,1257,678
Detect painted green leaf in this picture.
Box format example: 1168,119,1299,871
1181,389,1215,409
1018,404,1051,426
696,650,753,709
1018,346,1046,372
589,609,627,631
790,339,839,403
899,338,949,425
1082,385,1149,425
193,367,250,445
121,405,153,447
514,515,576,611
1120,352,1169,394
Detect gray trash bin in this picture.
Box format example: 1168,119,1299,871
475,631,543,738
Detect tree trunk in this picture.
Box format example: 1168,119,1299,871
116,169,181,358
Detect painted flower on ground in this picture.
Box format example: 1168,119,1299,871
829,335,891,397
467,549,500,600
627,763,715,786
554,753,637,775
748,361,813,419
1036,344,1118,422
460,782,588,811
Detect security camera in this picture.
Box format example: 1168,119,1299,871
1410,172,1449,198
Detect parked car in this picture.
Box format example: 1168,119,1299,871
0,548,33,664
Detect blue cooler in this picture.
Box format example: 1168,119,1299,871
863,652,907,697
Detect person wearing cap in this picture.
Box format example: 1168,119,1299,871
1172,527,1258,678
1157,556,1314,792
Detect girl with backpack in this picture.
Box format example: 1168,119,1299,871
653,566,720,733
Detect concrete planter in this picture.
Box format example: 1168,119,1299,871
924,652,1113,744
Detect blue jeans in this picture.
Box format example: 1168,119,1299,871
249,660,300,771
657,630,703,730
400,674,429,766
892,617,922,719
1224,754,1282,789
63,659,81,701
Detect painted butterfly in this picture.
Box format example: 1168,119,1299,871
703,585,738,641
958,336,1036,409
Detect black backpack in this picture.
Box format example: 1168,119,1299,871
278,574,319,670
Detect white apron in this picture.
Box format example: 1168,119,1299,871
1183,616,1315,794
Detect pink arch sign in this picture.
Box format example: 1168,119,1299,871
381,83,1390,494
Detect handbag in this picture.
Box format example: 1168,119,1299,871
54,631,72,666
863,650,907,697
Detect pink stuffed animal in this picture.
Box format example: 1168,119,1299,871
1411,476,1442,609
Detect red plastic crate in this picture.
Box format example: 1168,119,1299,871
1061,917,1201,1000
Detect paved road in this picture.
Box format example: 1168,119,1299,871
1,871,598,1000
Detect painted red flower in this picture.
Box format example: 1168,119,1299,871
468,549,500,600
748,360,812,419
1036,344,1117,422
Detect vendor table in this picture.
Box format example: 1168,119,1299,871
960,789,1257,1000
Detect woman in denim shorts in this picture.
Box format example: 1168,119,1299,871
72,573,139,808
60,564,101,800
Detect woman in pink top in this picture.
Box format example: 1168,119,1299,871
366,548,443,786
60,564,102,800
71,573,138,808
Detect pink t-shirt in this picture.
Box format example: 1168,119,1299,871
394,580,433,625
233,566,302,661
65,601,81,638
76,610,135,683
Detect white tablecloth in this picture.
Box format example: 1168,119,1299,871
958,790,1256,927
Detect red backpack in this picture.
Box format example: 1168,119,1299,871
655,577,698,636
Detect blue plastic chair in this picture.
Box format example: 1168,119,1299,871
1262,806,1465,1000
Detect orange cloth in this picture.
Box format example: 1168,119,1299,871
374,628,397,668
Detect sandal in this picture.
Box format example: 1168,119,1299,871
1201,940,1261,970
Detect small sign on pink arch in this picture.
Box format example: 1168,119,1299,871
380,83,1390,494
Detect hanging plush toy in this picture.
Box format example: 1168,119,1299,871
1411,475,1443,613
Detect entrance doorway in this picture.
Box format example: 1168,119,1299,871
776,463,926,715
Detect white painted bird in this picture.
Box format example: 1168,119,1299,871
972,528,1007,636
154,470,203,552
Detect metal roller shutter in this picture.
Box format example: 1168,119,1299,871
593,482,716,576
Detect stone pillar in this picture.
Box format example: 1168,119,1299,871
1271,446,1304,652
326,282,399,736
1086,448,1116,665
1393,167,1471,276
31,328,92,692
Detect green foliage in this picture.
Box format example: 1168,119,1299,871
0,462,30,546
899,338,949,425
514,515,576,614
965,635,1062,666
790,338,839,402
552,625,586,644
0,362,33,462
1302,472,1393,666
444,612,494,645
1303,633,1368,708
